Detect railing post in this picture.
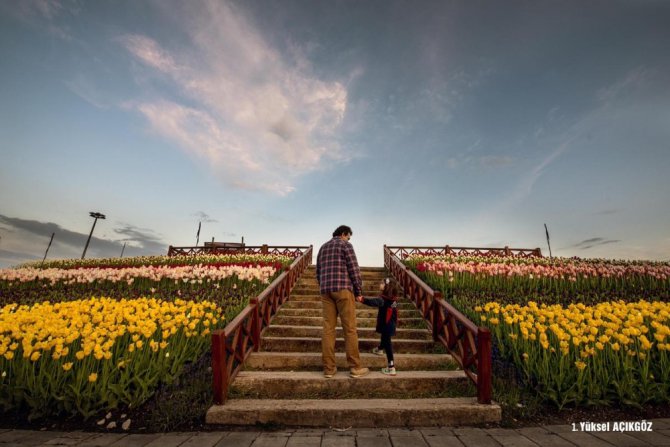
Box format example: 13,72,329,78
432,291,442,341
477,327,492,404
251,297,260,351
261,244,269,254
212,330,228,405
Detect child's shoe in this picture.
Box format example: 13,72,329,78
381,367,397,376
372,347,385,356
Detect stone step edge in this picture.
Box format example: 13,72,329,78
271,316,425,322
244,355,455,370
262,336,434,343
206,397,502,427
264,324,430,333
235,370,466,380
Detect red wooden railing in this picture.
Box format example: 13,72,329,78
386,245,542,259
168,245,309,258
211,246,312,404
384,245,493,404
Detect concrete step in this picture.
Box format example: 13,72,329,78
269,315,427,329
244,352,457,371
288,294,410,302
275,308,422,319
263,325,433,340
282,300,417,310
297,276,388,286
305,266,386,273
228,370,469,399
206,397,502,427
260,337,443,354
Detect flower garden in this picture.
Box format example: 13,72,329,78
406,254,670,410
0,253,291,422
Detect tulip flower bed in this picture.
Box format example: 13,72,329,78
20,253,291,270
404,254,670,409
477,300,670,409
0,253,292,424
0,297,224,420
1,254,290,309
407,255,670,313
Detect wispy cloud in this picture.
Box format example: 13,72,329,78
192,211,218,223
596,67,652,106
9,0,76,40
64,74,110,109
119,0,350,196
571,237,621,250
488,65,651,213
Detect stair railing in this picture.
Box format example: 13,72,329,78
211,245,313,404
384,245,493,404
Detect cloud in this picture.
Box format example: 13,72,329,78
112,224,166,253
596,209,620,215
596,67,651,106
0,215,166,267
8,0,76,40
571,237,621,250
479,65,653,217
64,74,110,109
192,211,218,223
119,0,350,195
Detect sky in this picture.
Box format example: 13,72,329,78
1,0,669,268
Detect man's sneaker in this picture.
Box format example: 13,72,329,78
324,370,336,378
381,367,397,376
349,367,370,378
372,347,385,356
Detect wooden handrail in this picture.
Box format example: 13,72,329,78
384,245,492,404
211,245,313,405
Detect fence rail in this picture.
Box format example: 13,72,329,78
386,245,542,259
168,245,311,258
211,246,313,404
384,245,492,404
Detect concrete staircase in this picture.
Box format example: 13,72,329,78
206,266,501,427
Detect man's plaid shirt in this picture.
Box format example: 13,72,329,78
316,237,363,296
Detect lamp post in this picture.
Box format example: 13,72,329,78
82,212,106,259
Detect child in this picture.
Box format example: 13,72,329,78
357,278,399,375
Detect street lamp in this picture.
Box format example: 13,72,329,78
81,212,106,259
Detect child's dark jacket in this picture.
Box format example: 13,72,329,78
361,295,398,336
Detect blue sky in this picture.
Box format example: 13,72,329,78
1,0,669,268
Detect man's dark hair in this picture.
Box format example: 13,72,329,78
332,225,353,237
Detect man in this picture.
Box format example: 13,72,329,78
316,225,369,378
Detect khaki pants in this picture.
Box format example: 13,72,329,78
321,289,361,373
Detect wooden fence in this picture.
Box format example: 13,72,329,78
386,245,542,259
211,246,312,404
168,245,309,258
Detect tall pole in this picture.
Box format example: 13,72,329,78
82,212,106,259
196,222,201,246
544,223,553,259
42,232,55,265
